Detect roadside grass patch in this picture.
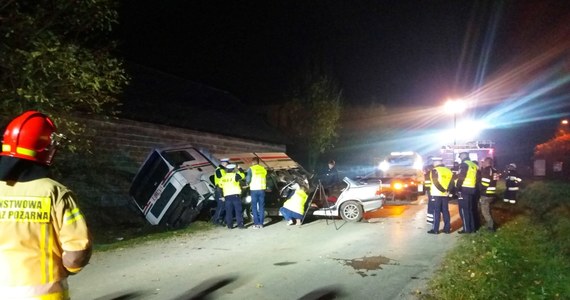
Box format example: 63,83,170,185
93,221,216,252
425,181,570,300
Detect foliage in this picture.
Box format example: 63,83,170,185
283,75,342,170
534,122,570,160
518,180,570,220
425,181,570,300
0,0,128,153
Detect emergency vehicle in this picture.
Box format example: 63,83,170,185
129,146,217,228
376,151,424,201
439,140,496,167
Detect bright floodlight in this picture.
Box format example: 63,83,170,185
562,119,569,125
444,99,466,114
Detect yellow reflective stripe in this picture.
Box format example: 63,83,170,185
64,208,84,225
17,146,37,157
48,225,55,283
38,290,69,300
2,144,10,152
40,223,48,284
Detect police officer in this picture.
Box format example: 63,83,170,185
479,157,498,231
246,157,267,229
427,157,453,234
503,163,522,204
220,164,246,229
456,152,479,233
423,156,434,226
212,158,229,226
0,111,92,300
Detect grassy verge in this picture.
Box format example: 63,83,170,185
424,180,570,299
92,221,216,252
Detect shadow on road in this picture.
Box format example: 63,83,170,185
93,275,344,300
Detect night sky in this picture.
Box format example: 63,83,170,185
118,1,482,105
117,1,570,168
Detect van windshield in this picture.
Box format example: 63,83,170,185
130,151,170,209
388,156,414,166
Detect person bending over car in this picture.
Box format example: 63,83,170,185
279,182,309,225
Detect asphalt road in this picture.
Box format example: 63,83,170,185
69,198,461,300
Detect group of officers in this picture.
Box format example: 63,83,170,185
210,157,310,229
423,152,522,234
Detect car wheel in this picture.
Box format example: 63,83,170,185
340,201,363,222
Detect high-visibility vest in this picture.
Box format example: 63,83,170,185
214,166,226,187
430,166,453,196
480,166,498,195
283,188,308,215
0,178,92,300
249,164,267,190
220,172,241,196
462,160,478,188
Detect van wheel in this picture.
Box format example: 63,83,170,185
340,201,363,222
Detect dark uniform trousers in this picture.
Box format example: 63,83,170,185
458,188,476,233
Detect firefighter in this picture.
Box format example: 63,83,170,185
503,163,522,204
0,111,92,300
423,156,434,226
220,164,245,229
212,158,229,226
427,157,453,234
479,157,498,231
246,157,267,229
455,152,479,233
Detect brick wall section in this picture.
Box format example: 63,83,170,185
74,116,285,208
84,117,285,165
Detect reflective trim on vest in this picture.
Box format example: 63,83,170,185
214,167,226,187
249,165,267,190
220,173,241,196
462,161,478,188
430,166,453,196
508,187,519,191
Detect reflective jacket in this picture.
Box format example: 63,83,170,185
247,164,267,191
283,188,308,215
0,178,92,300
458,160,478,189
214,166,226,187
505,170,522,190
480,166,499,196
430,166,453,196
220,172,243,196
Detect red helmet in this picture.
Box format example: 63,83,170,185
1,111,58,165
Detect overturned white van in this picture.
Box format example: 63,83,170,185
129,146,217,228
